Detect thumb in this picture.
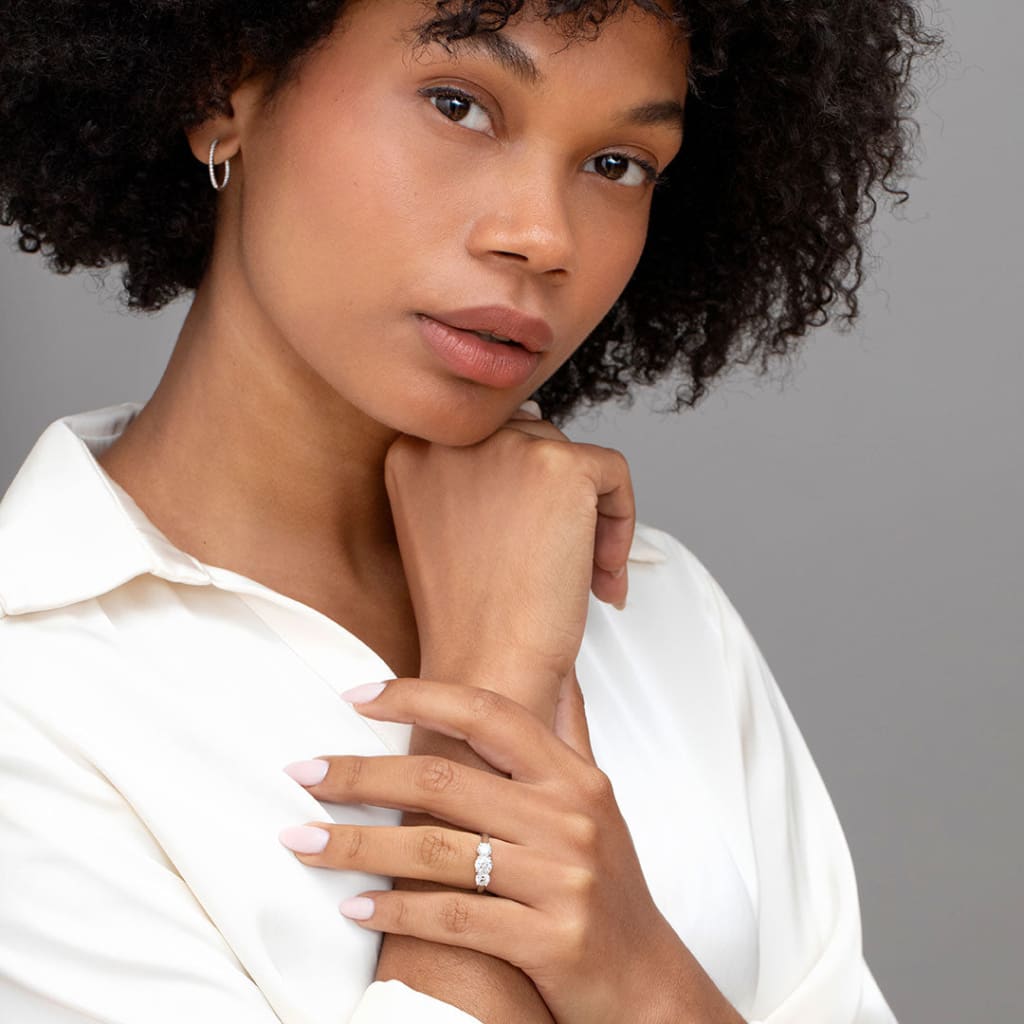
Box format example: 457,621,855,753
553,665,597,765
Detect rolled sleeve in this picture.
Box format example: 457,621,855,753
702,569,899,1024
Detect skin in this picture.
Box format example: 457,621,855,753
97,0,744,1019
283,674,747,1024
99,0,688,653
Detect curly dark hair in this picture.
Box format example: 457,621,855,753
0,0,943,425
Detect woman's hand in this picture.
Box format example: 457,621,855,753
279,676,739,1024
383,402,636,722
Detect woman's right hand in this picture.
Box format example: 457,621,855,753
383,401,636,723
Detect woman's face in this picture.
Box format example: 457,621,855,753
207,0,688,444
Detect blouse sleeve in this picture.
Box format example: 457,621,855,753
699,565,900,1024
0,694,481,1024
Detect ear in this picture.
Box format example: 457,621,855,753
184,58,272,170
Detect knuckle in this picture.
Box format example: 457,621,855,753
564,811,600,852
415,828,457,870
529,438,575,478
339,756,364,790
341,827,364,863
579,767,614,805
606,445,631,477
550,916,588,970
415,757,461,795
383,436,429,489
384,433,421,467
382,441,407,482
588,441,630,475
469,687,508,723
560,863,598,901
404,676,430,699
440,895,472,936
390,895,408,931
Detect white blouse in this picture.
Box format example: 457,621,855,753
0,402,898,1024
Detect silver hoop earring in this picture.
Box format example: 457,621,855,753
208,138,231,192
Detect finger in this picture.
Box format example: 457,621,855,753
286,752,564,844
499,401,570,440
498,417,567,441
576,442,634,608
553,668,596,765
507,399,543,421
344,677,591,784
278,822,554,905
497,412,632,610
339,888,543,970
592,512,632,607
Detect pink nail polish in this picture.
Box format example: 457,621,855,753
278,825,330,854
340,681,388,704
283,759,329,785
340,896,376,920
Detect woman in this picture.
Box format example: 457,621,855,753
0,0,942,1021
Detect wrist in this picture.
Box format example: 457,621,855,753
632,926,747,1024
418,654,564,724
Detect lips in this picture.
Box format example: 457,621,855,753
415,313,543,388
422,306,554,354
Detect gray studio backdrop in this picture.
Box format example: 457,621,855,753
1,2,1021,1019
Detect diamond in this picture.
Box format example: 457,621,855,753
474,855,493,873
475,872,490,887
476,842,492,857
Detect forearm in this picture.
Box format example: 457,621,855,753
639,932,748,1024
373,663,559,1024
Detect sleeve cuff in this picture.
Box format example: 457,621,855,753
348,979,485,1023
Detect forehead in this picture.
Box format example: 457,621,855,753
275,0,690,121
402,1,690,94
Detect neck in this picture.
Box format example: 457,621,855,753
98,264,404,595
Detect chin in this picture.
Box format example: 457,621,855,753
377,392,522,449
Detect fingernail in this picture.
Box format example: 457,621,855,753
283,759,329,785
340,896,376,920
279,825,330,854
613,599,627,611
516,400,543,419
340,681,388,704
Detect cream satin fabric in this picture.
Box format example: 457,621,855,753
0,403,897,1023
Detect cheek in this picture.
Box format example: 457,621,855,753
237,106,433,355
235,88,652,379
574,204,651,323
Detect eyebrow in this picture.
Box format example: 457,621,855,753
612,100,686,133
445,32,686,134
449,32,543,87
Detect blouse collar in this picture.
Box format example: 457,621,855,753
0,402,666,619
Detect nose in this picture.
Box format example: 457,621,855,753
465,154,577,278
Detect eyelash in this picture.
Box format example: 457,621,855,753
418,85,668,189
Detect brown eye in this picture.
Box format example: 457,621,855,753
419,86,494,135
596,155,630,180
435,93,472,122
585,152,659,188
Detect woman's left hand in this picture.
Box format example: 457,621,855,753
279,674,740,1024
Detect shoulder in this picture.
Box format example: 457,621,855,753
601,519,778,727
0,600,121,681
582,519,744,707
629,519,765,655
625,519,727,639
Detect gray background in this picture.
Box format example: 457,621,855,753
1,2,1020,1019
